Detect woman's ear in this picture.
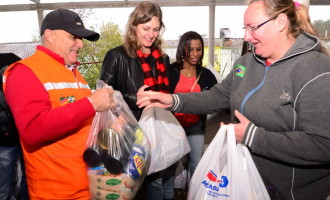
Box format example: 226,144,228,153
275,13,289,32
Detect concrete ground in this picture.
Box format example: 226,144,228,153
204,110,231,145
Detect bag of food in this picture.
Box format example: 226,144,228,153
83,80,151,200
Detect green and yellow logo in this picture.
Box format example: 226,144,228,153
234,65,246,78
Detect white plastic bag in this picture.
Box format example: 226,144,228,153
187,125,270,200
139,107,191,175
240,144,271,200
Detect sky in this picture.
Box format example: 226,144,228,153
0,4,329,43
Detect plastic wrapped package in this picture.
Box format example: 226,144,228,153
83,80,151,200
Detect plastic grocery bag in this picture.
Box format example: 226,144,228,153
240,144,271,199
83,80,151,200
187,125,270,200
139,107,191,175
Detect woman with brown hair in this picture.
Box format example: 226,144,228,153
100,1,170,199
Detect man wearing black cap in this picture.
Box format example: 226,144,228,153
3,9,115,199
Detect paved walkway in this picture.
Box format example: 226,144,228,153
204,110,231,145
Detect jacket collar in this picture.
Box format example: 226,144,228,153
253,32,320,65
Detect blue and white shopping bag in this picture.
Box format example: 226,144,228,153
187,125,270,200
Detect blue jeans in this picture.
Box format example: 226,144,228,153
146,171,164,200
163,162,179,199
146,163,180,200
185,121,205,177
0,146,29,200
186,133,204,177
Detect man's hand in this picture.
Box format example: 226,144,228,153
88,88,116,112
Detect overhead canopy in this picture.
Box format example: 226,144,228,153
0,0,329,12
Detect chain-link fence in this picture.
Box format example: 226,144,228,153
1,39,329,80
0,42,39,60
0,40,243,78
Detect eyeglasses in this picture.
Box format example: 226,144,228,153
243,17,276,34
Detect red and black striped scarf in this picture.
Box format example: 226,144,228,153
136,46,169,93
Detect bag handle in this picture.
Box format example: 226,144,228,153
190,69,204,92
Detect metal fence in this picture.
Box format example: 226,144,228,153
1,39,329,79
0,39,243,78
0,42,39,60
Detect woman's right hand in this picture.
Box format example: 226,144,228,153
136,85,173,110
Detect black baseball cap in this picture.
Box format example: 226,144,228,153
40,8,100,41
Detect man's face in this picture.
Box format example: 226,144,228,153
51,30,84,66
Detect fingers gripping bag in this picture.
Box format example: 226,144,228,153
83,80,151,200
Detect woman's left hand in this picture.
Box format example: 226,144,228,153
233,110,250,143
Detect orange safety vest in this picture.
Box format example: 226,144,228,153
4,50,93,200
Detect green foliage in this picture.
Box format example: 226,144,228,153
313,19,330,39
78,21,122,89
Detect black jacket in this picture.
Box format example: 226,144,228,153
0,53,21,146
168,62,217,131
0,74,19,146
100,45,170,120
